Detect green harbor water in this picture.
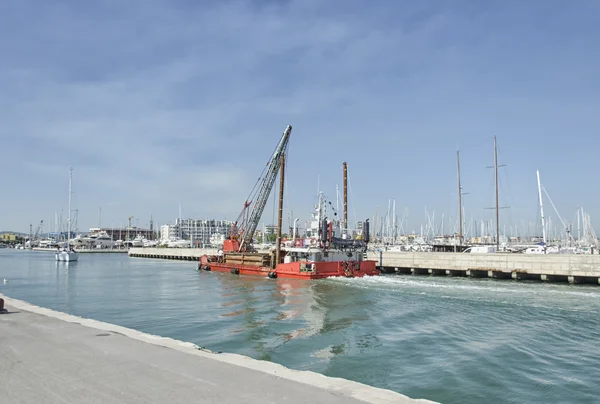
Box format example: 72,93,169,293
1,249,599,403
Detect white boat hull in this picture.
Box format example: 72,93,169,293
55,251,79,262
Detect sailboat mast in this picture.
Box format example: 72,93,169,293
494,136,499,250
537,170,547,251
343,161,348,232
577,207,581,242
68,167,72,242
457,149,463,244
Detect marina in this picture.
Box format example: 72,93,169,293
3,2,600,404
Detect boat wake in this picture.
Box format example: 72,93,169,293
328,273,600,314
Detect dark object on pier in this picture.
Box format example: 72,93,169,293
431,244,471,253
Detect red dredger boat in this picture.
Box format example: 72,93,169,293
199,125,378,280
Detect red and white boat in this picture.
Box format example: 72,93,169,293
200,193,377,279
199,125,378,280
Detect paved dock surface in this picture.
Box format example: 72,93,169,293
0,296,433,404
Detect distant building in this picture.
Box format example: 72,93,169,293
160,224,179,241
0,233,16,241
88,227,155,241
263,225,277,236
161,219,233,246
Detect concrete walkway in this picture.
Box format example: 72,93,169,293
0,295,435,404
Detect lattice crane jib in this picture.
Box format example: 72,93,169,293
224,125,292,252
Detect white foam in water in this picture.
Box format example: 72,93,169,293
330,274,600,298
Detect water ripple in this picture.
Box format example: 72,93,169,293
2,250,600,403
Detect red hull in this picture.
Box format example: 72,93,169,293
199,255,378,279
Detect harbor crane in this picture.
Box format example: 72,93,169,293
225,125,292,252
34,220,43,241
26,220,43,247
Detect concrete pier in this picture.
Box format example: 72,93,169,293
128,247,218,260
128,247,270,261
368,251,600,285
0,295,433,404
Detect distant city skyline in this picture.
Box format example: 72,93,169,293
1,1,599,237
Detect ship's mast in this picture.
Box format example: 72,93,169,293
536,170,547,252
485,136,507,249
494,136,499,250
343,162,348,234
577,207,581,243
68,167,73,243
457,149,463,245
275,153,285,267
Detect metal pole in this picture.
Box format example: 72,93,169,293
494,136,499,250
68,168,72,243
457,149,463,245
275,154,285,267
536,170,547,252
343,162,348,232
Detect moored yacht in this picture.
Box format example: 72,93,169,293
56,168,79,262
131,234,145,247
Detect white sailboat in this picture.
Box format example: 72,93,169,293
56,168,79,262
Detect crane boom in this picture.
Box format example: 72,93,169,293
226,125,292,252
34,220,43,240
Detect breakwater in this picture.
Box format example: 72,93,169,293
367,251,600,284
128,247,218,260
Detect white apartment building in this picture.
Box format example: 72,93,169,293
161,219,233,247
160,224,180,241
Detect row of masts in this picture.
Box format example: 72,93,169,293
454,136,505,248
371,209,595,242
370,136,596,248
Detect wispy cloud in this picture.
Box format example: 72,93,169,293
1,0,599,233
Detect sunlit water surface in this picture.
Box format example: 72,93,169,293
1,250,599,403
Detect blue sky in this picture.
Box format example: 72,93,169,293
1,0,599,237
